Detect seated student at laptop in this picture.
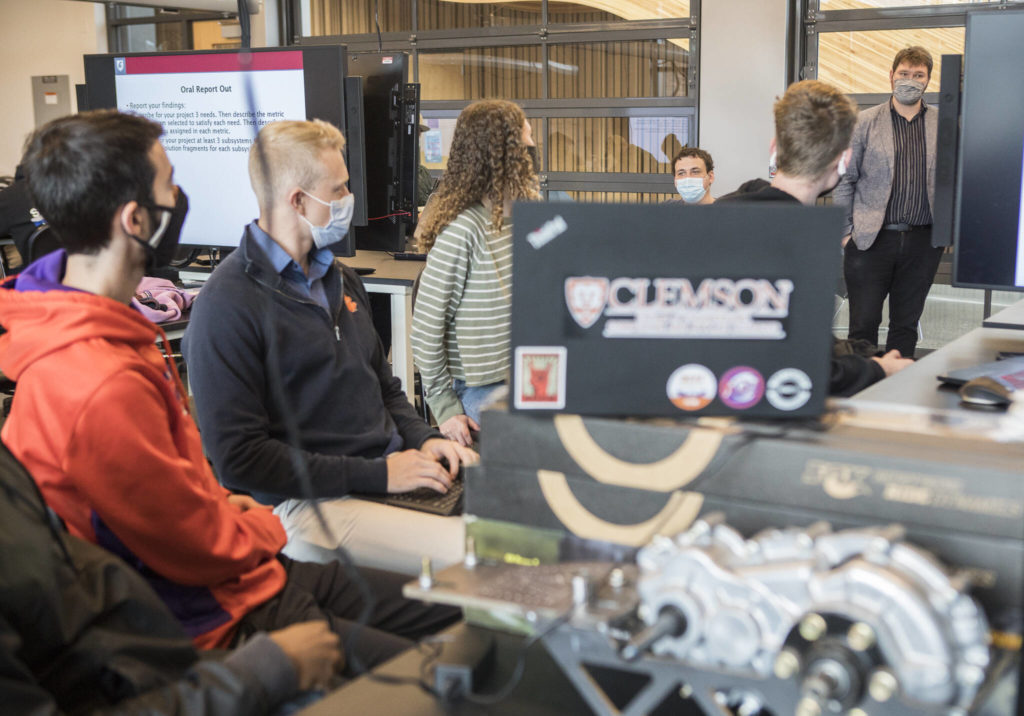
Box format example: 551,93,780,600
411,100,538,444
718,80,912,396
183,120,476,576
0,442,340,714
0,110,459,672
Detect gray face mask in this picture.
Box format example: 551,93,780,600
893,78,926,106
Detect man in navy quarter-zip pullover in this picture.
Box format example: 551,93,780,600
184,120,476,576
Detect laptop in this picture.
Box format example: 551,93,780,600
509,202,844,419
937,355,1024,387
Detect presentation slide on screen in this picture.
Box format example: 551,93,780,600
114,52,307,247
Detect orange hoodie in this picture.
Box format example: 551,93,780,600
0,265,287,649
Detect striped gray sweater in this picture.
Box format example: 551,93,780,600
411,203,512,424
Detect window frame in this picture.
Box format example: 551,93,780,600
798,0,1022,87
289,0,700,200
106,3,240,53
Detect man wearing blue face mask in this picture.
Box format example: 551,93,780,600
185,120,476,576
833,46,941,360
669,147,715,205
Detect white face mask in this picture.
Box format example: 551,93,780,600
674,177,707,204
300,191,355,249
837,153,848,177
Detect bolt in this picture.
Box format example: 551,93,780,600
464,536,478,569
774,649,801,680
868,670,898,703
738,697,764,716
960,664,985,685
418,557,434,590
571,575,590,607
799,613,827,642
847,622,876,652
608,567,626,590
679,683,693,699
795,696,822,716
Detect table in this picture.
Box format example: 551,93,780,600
340,250,426,403
853,299,1024,410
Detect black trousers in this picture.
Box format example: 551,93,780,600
843,227,943,358
232,556,460,677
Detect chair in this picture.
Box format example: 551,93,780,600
26,225,60,264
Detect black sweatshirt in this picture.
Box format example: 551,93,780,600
718,180,886,396
183,225,440,505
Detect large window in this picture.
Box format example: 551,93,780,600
107,3,241,53
799,1,1021,102
800,0,1024,346
290,0,698,201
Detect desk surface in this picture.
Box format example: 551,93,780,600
853,300,1024,410
340,250,426,287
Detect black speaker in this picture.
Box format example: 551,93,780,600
343,75,368,230
931,53,962,248
74,83,89,112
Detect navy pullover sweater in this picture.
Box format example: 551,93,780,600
183,225,440,505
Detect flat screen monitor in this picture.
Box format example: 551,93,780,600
83,45,357,249
346,52,417,252
950,9,1024,291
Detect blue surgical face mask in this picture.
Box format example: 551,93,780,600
300,191,355,249
675,177,707,204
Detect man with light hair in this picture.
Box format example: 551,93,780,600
184,120,476,576
720,80,912,395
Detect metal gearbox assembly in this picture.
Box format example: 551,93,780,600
627,515,991,715
407,515,1004,715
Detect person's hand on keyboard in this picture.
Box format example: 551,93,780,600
385,449,454,494
421,437,478,478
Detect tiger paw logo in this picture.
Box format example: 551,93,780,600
344,294,358,313
565,277,609,329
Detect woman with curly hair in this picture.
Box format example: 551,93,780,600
411,100,538,446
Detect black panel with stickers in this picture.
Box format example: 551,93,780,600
509,202,843,418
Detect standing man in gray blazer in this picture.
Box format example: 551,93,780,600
833,46,941,359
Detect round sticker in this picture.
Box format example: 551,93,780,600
666,364,717,411
718,366,764,410
766,368,813,411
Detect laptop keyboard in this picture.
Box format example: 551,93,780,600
355,475,464,517
384,478,464,516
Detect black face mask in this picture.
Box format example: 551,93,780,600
132,188,189,272
526,145,540,174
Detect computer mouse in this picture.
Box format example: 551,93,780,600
959,376,1014,407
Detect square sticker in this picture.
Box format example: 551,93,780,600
514,346,567,410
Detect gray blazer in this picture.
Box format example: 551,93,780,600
832,100,937,250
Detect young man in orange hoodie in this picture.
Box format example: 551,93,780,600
0,110,457,674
